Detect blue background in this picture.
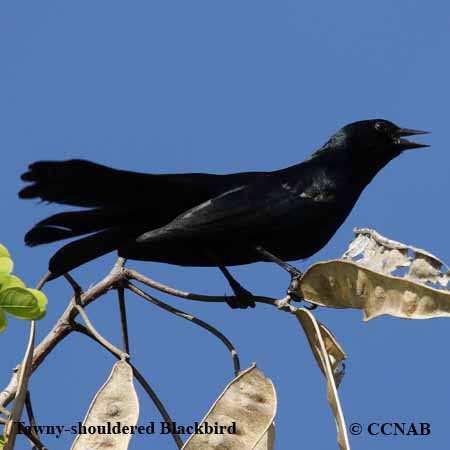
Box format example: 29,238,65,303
1,1,449,449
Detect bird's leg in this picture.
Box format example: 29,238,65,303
205,249,255,309
218,265,256,309
253,245,303,301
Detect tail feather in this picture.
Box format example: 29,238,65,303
48,229,123,279
24,208,129,246
19,159,156,207
25,226,81,246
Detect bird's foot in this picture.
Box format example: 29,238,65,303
286,271,318,310
226,284,256,309
287,271,303,300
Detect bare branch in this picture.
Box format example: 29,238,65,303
69,272,129,360
127,282,241,376
73,302,129,361
63,273,83,297
25,391,40,447
131,366,183,449
15,423,47,450
0,404,10,418
117,285,130,354
35,271,52,291
3,320,36,450
125,268,276,306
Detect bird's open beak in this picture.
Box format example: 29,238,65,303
395,128,430,150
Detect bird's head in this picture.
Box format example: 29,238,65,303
319,119,429,164
343,119,429,152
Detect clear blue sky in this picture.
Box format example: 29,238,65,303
1,1,449,449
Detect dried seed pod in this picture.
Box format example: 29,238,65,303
296,310,349,450
71,361,139,450
300,260,450,321
297,228,450,321
182,364,276,450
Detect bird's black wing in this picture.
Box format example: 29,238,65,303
134,167,331,245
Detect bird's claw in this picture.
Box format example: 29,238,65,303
225,285,256,309
287,271,303,301
286,271,318,310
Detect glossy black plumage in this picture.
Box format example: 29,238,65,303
20,119,428,291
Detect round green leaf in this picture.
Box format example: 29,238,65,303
0,288,38,319
0,274,26,292
26,288,48,320
0,308,7,333
0,244,12,276
0,243,10,258
0,257,13,276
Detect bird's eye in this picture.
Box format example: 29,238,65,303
374,121,387,133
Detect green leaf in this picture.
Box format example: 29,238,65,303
0,256,13,276
0,435,6,449
26,289,48,320
0,244,14,285
0,243,10,258
0,308,7,333
0,288,39,319
0,274,26,292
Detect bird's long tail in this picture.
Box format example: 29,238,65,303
19,160,158,275
19,160,152,246
19,159,159,207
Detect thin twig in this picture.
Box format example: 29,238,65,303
130,367,183,449
125,268,277,306
17,423,47,450
35,271,52,291
127,282,241,376
72,322,183,450
0,420,47,449
4,320,36,450
25,391,40,445
0,404,10,417
117,285,130,355
72,302,128,361
25,392,37,429
63,273,83,297
67,271,129,360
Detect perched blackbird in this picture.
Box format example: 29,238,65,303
20,119,428,308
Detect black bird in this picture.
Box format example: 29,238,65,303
20,119,428,308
